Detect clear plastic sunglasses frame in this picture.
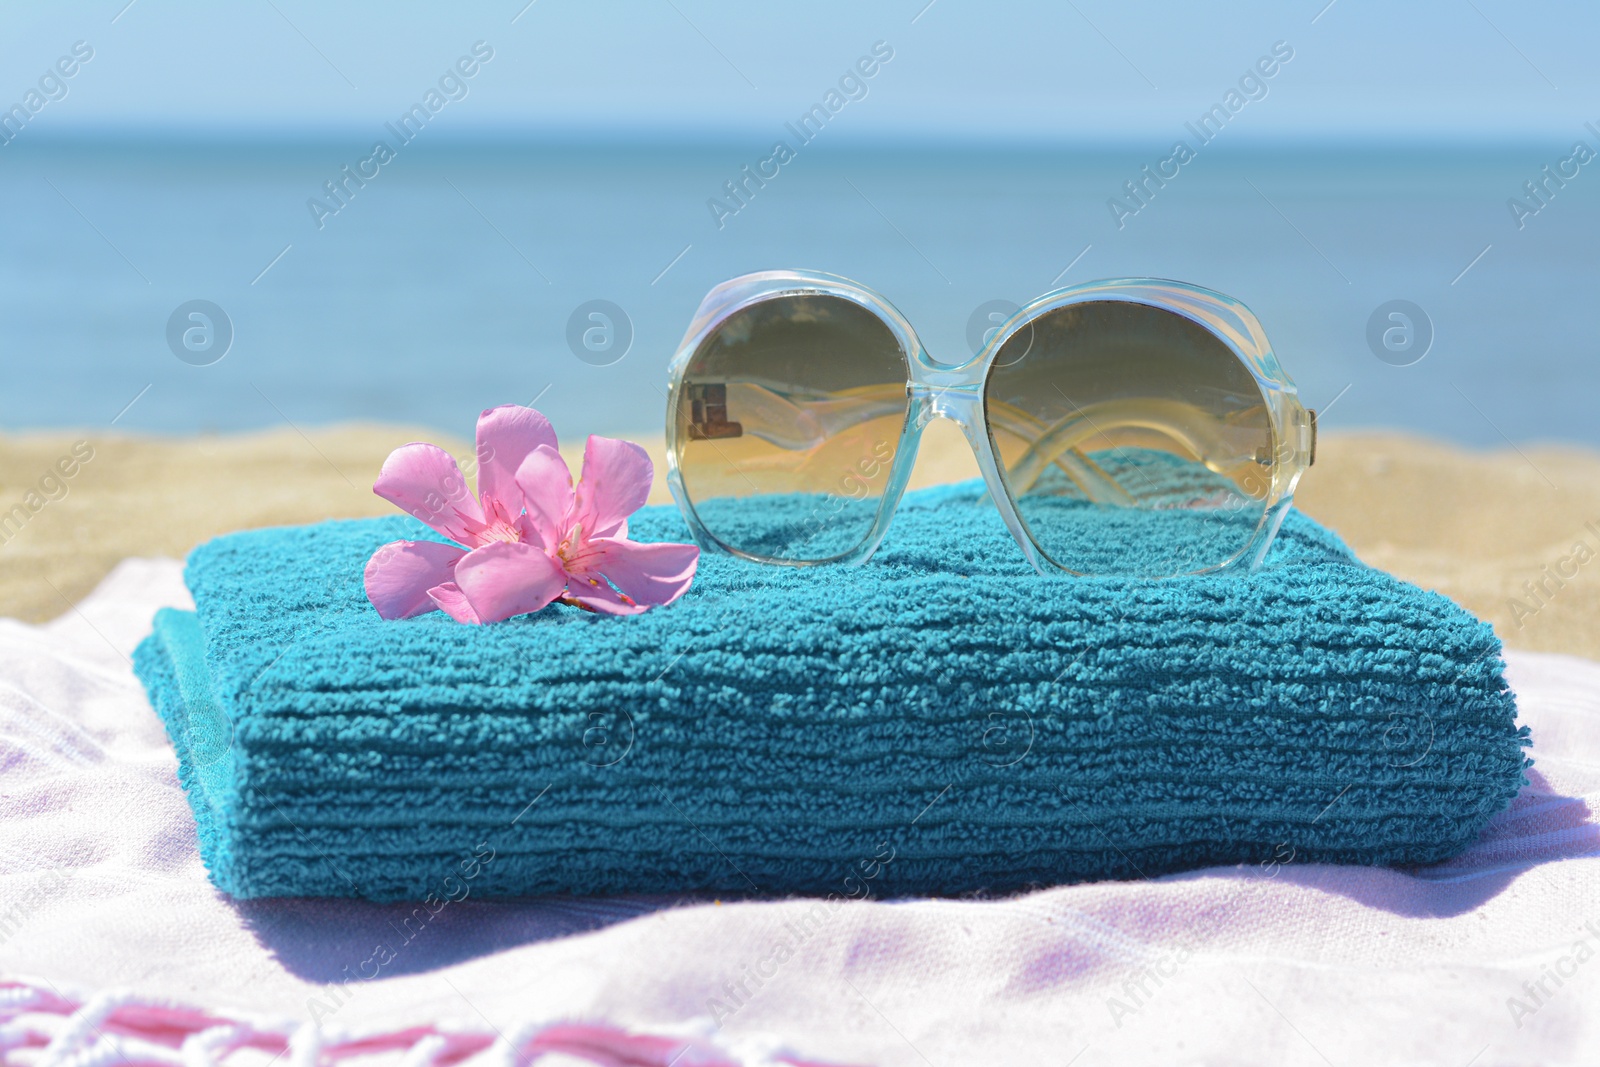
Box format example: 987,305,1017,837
664,270,1317,577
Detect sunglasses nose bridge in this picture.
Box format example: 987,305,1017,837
908,381,983,429
904,381,1050,577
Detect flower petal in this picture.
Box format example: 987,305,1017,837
475,405,558,516
364,540,466,619
572,435,653,540
374,443,485,544
427,582,481,625
513,445,575,551
582,537,700,609
562,577,651,616
452,541,568,624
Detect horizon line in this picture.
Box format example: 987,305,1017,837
2,123,1579,151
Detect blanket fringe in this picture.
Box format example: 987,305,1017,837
0,977,863,1067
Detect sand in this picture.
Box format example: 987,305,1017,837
2,421,1596,661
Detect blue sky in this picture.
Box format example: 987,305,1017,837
0,0,1592,142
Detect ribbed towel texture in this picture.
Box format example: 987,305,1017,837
133,483,1529,901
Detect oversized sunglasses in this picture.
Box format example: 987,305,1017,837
664,272,1316,579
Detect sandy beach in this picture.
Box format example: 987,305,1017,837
2,423,1596,662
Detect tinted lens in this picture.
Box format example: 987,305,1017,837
985,300,1274,577
674,293,910,562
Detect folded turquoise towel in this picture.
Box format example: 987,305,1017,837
133,483,1529,901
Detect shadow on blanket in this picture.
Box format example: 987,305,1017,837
1159,768,1596,920
234,894,691,982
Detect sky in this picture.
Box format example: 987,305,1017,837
0,0,1593,143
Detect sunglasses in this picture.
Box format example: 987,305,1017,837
664,272,1316,579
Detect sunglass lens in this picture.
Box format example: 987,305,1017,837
674,293,911,562
984,300,1276,577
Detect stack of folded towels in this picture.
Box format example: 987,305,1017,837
134,483,1530,901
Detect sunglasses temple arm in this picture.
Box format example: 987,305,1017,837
807,385,1137,507
976,400,1135,506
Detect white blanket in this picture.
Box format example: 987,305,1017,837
2,559,1597,1066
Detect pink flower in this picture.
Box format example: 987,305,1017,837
363,404,699,624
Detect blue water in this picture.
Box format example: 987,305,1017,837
2,135,1594,447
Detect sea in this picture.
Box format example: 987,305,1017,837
1,133,1594,449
